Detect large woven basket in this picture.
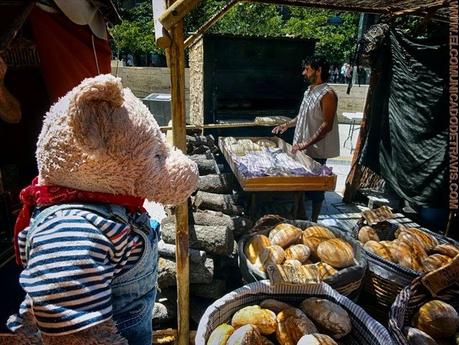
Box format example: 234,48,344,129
388,257,459,344
352,220,458,320
238,218,367,300
196,280,395,345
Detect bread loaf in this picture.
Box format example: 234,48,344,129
422,254,452,273
276,307,317,345
358,226,380,243
297,334,338,345
245,235,271,265
302,226,336,240
231,305,277,335
402,227,439,251
226,324,263,345
207,323,235,345
300,297,352,339
403,327,438,345
269,224,303,248
412,300,459,339
317,238,355,268
284,244,311,263
364,240,394,261
302,237,325,258
301,264,320,282
397,231,428,260
315,262,338,280
260,245,285,268
260,299,292,314
283,259,303,268
433,244,459,258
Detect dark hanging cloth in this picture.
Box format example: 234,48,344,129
360,26,449,208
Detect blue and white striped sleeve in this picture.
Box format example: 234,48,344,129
18,214,117,335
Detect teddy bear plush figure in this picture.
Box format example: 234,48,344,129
5,74,199,345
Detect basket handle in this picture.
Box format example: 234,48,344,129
250,214,287,233
421,255,459,296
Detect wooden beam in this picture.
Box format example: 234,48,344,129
166,7,189,345
152,0,171,49
343,70,380,203
159,0,201,30
184,0,239,49
388,0,446,16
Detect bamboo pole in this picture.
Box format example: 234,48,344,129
159,0,201,30
166,4,189,345
184,0,238,49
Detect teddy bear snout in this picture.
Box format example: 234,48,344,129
147,148,198,205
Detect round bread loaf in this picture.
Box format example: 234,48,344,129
302,236,325,258
432,243,459,258
269,223,303,248
276,307,318,345
284,244,311,263
358,226,380,243
412,300,459,339
206,323,235,345
231,305,277,335
245,235,271,265
317,238,355,268
303,226,336,240
260,245,285,268
315,262,338,280
297,333,338,345
300,297,352,339
226,324,264,345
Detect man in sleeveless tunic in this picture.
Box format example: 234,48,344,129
273,56,340,222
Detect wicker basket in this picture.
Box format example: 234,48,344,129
238,217,367,300
352,219,459,319
196,280,395,345
388,257,459,344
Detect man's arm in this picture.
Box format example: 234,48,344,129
292,90,337,154
272,117,298,134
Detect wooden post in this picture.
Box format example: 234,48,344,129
166,5,189,344
343,70,380,203
152,0,171,49
159,0,201,30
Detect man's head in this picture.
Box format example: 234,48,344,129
301,56,330,85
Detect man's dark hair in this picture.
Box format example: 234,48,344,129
302,56,330,82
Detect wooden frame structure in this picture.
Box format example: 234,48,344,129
153,0,448,343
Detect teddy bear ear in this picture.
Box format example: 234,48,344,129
69,75,124,154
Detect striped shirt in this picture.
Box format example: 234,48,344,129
8,207,146,335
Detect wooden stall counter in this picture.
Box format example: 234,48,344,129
218,136,337,192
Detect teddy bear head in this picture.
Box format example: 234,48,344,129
35,74,198,205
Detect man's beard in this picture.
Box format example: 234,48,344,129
308,74,317,84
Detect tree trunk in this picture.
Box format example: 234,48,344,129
157,257,214,288
158,240,206,264
193,191,243,216
189,155,218,175
161,217,234,256
192,209,252,238
196,173,234,194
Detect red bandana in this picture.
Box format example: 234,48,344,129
13,177,145,264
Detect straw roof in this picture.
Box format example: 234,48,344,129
246,0,447,15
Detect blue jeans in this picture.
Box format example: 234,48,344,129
112,213,159,345
305,158,327,202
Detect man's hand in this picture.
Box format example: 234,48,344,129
291,142,307,154
272,123,289,134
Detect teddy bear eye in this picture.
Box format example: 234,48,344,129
154,154,165,162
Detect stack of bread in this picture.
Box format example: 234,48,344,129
358,225,459,273
206,297,352,345
224,137,278,156
244,223,355,284
402,299,459,345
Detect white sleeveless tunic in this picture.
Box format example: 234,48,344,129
293,83,340,159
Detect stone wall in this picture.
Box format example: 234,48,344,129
111,64,368,125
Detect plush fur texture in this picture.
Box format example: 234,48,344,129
36,74,198,205
7,74,199,344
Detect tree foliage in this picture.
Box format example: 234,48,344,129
110,0,359,64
